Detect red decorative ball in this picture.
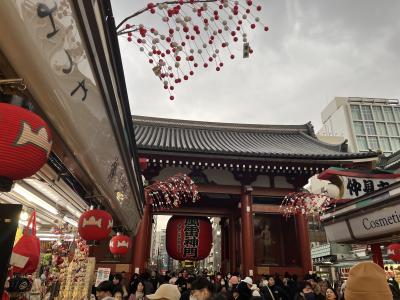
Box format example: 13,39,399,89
166,216,212,261
251,24,256,29
109,233,131,255
388,243,400,262
170,96,175,101
78,209,113,241
0,103,52,182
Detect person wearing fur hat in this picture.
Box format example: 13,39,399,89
344,261,392,300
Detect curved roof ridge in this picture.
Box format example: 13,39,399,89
133,115,311,134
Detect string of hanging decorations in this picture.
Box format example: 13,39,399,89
280,192,337,219
117,0,269,101
145,173,200,210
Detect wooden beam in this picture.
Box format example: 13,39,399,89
198,184,294,196
252,204,283,214
153,206,237,217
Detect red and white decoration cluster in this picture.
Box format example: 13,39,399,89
117,0,269,101
388,243,400,262
280,192,336,218
146,173,200,211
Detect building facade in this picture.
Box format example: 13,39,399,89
319,97,400,155
131,116,378,276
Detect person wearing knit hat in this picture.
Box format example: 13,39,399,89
344,261,392,300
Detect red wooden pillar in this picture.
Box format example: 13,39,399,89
132,200,152,274
241,186,254,276
296,213,312,274
229,216,237,273
371,243,384,268
220,218,226,274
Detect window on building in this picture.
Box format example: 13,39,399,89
376,123,388,136
356,136,368,151
364,122,377,135
379,137,392,152
372,106,384,121
361,105,373,120
368,137,380,150
387,123,399,136
391,138,400,151
383,107,395,122
350,105,362,120
353,121,365,135
394,107,400,122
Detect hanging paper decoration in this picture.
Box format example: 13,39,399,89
280,192,336,218
78,209,113,241
166,216,212,261
0,103,52,191
109,233,131,255
145,173,200,211
117,0,269,101
388,243,400,262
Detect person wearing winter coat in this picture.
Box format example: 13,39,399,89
237,277,253,300
293,281,316,300
260,276,289,300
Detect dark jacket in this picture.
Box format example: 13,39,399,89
260,285,289,300
237,282,252,300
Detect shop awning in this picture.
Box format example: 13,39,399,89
0,1,144,231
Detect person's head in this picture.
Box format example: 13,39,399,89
191,277,213,300
300,281,314,294
267,276,275,287
151,270,157,278
114,290,123,300
325,287,338,300
344,262,392,300
242,277,253,289
133,280,145,294
96,281,114,300
147,284,181,300
113,273,122,285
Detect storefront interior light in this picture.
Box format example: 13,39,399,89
63,215,78,227
13,183,59,215
19,211,29,221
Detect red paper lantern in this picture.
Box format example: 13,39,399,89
109,233,131,255
166,216,212,261
78,209,113,241
388,243,400,262
0,103,52,190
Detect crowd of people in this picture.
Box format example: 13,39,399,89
95,262,400,300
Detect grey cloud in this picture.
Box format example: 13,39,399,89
112,1,400,129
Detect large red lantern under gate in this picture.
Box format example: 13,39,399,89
166,216,212,261
388,243,400,262
0,103,52,191
109,233,131,255
78,209,113,241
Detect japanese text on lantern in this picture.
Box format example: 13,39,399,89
176,223,182,255
37,1,88,101
183,218,200,259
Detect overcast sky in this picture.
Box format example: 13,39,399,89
111,1,400,130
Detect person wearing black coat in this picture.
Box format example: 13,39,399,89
260,276,289,300
237,280,253,300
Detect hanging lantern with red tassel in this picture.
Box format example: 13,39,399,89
0,103,52,191
78,209,113,241
109,233,131,255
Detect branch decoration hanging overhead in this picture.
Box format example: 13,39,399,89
117,0,269,101
280,192,337,218
145,173,200,210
